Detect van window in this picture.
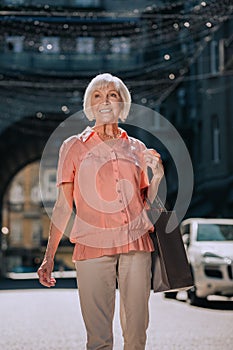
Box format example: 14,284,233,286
197,224,233,241
181,224,190,235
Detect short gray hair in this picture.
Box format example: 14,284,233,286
83,73,131,122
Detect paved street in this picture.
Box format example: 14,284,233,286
0,288,233,350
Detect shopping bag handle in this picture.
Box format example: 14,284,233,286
146,195,167,213
154,195,167,212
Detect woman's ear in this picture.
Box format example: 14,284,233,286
119,102,126,122
119,114,126,122
86,106,95,121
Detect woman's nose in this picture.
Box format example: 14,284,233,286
103,95,110,103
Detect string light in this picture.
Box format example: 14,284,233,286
169,73,175,80
184,21,190,28
61,105,69,113
164,54,171,60
173,23,179,30
1,227,9,235
36,112,43,119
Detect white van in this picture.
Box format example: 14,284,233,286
180,218,233,305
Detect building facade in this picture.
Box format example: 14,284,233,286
162,13,233,217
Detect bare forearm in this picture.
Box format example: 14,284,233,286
44,206,72,259
143,147,164,203
44,224,63,259
147,175,163,203
38,183,74,287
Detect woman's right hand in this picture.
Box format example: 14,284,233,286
37,257,56,287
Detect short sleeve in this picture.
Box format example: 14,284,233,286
140,168,149,189
56,140,76,187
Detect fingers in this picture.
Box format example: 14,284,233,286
143,149,162,168
144,154,161,165
37,266,56,288
143,148,164,178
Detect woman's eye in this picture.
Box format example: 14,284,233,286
111,93,117,98
94,94,100,98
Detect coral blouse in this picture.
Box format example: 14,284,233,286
56,126,154,261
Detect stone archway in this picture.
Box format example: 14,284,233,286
0,114,67,204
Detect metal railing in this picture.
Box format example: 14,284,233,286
2,0,102,8
0,51,144,74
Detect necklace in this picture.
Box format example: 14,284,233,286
96,130,121,140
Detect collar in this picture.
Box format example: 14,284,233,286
78,126,128,143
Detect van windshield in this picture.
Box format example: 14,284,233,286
197,224,233,241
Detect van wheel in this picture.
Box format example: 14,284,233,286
188,287,207,306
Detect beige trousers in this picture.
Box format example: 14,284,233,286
75,251,151,350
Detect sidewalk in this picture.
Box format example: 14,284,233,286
0,288,233,350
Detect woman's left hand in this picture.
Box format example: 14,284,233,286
143,148,164,178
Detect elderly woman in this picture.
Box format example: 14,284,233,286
38,73,164,350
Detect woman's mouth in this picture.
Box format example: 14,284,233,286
99,109,112,113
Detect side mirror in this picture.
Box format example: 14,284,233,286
182,234,190,246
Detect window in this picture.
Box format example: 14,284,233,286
224,35,233,71
9,182,24,211
219,38,225,72
177,88,185,107
219,36,233,72
210,40,218,74
76,37,94,54
23,36,40,53
211,114,220,163
152,105,168,130
60,37,77,54
42,169,58,202
96,37,109,53
110,37,130,54
5,36,24,53
181,224,190,236
9,182,24,204
31,184,41,204
40,37,60,53
10,220,23,245
32,221,42,246
197,224,233,241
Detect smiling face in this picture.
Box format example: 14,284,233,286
90,82,122,125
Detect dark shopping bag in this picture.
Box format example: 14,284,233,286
148,198,194,293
